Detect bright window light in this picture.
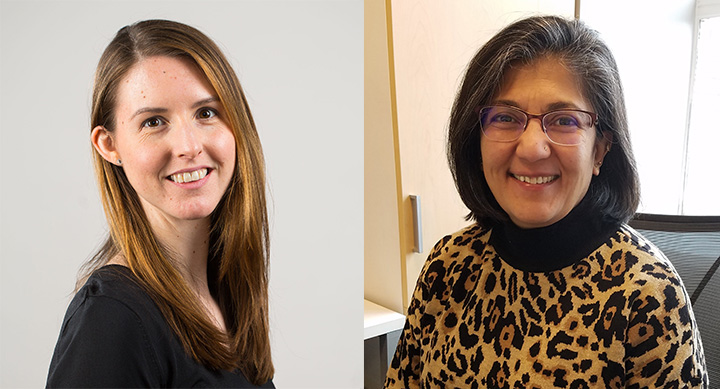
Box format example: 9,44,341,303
683,16,720,215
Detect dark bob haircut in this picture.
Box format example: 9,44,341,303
447,15,640,225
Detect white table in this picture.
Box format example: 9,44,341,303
364,299,405,339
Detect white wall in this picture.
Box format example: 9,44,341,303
0,1,362,388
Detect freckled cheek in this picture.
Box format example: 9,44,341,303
213,129,237,168
127,150,168,181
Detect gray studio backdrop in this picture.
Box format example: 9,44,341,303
0,1,363,387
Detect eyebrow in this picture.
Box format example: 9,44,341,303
130,96,221,120
493,99,585,112
130,106,167,120
191,96,221,109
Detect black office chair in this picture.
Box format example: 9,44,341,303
629,213,720,385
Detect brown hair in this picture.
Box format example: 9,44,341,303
448,15,640,225
84,19,272,384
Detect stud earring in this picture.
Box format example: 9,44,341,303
117,159,122,165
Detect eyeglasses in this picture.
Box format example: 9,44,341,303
476,105,599,146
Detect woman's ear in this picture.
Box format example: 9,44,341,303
91,126,122,166
593,131,613,176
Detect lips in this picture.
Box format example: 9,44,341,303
168,168,208,184
511,173,558,185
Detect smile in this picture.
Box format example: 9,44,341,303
511,174,558,185
169,168,208,184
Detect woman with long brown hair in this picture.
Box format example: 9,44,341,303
46,19,273,387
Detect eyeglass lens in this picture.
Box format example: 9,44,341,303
479,106,594,145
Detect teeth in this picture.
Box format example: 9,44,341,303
513,174,557,184
170,168,207,183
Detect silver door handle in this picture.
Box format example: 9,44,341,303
410,195,422,253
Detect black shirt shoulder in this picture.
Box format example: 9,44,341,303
47,265,168,387
47,265,274,388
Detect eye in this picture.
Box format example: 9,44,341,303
484,109,522,128
556,115,579,126
493,113,519,123
142,117,165,129
197,107,218,120
546,112,581,128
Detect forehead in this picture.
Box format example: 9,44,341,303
494,57,591,111
115,55,215,110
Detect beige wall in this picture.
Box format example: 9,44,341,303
364,0,404,313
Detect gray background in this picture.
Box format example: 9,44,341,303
0,1,363,387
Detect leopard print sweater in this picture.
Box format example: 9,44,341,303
385,223,708,388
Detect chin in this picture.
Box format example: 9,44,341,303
180,213,213,221
173,205,218,221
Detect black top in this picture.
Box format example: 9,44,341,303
46,265,274,388
490,195,620,272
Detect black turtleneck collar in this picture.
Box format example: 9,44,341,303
488,195,620,272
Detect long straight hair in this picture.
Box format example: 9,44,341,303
83,19,273,384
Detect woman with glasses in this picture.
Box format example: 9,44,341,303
46,20,273,388
385,16,708,388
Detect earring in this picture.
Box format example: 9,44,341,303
595,161,602,167
117,159,122,165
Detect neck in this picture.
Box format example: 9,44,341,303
145,211,212,293
144,212,227,332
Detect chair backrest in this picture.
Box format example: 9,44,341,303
629,213,720,385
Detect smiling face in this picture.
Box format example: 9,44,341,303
92,55,236,226
480,57,610,229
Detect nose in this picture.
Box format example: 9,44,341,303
515,118,551,162
173,121,202,159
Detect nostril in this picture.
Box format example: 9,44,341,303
515,132,552,162
178,146,202,158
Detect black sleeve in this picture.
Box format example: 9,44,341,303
46,294,164,388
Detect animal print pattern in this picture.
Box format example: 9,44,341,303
385,224,708,388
